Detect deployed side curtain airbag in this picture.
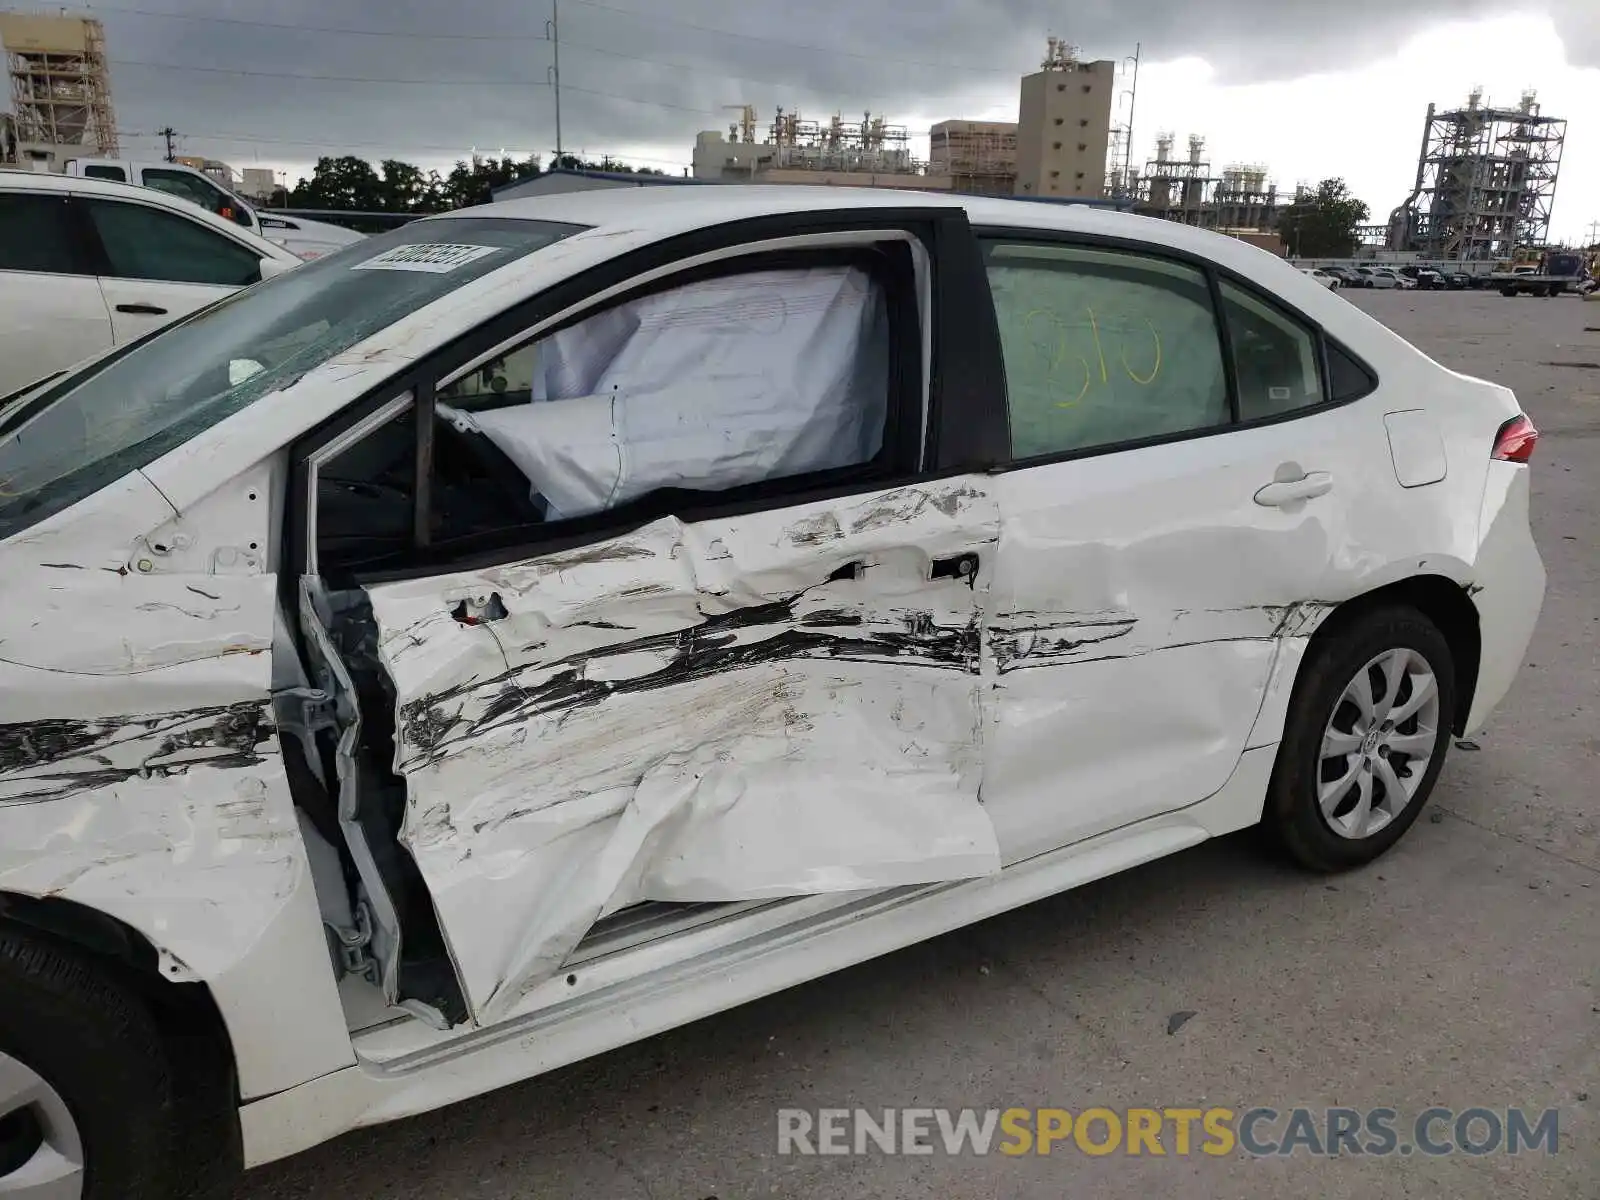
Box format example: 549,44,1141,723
458,266,890,519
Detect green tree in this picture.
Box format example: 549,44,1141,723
1278,178,1370,258
378,159,445,212
442,154,542,209
290,156,387,211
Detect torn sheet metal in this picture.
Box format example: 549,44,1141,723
0,569,309,982
364,480,1001,1024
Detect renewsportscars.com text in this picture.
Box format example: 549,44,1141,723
776,1106,1560,1157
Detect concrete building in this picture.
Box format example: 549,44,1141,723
240,167,276,200
929,120,1017,195
1014,38,1115,200
0,12,118,171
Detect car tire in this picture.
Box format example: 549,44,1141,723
0,928,178,1199
1264,606,1456,873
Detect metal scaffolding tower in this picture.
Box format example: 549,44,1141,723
1,12,119,157
1388,88,1565,260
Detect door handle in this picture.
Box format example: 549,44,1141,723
1254,471,1334,508
115,303,168,315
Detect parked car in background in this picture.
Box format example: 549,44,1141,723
1356,267,1391,289
1301,267,1339,289
0,171,301,395
1323,266,1364,288
0,187,1546,1197
1365,268,1413,290
1400,266,1446,290
61,158,367,261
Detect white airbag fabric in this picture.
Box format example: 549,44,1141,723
460,266,889,519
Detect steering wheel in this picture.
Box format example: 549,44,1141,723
433,416,546,525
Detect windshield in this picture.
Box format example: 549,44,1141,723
0,216,583,540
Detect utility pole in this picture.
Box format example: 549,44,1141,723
158,126,177,162
545,0,563,167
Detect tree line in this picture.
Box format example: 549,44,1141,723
268,153,668,214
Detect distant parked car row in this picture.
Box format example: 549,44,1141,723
1302,265,1481,291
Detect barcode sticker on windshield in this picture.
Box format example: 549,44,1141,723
351,244,499,274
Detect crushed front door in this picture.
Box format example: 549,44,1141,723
363,479,1000,1024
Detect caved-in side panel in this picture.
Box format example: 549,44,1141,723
985,639,1277,859
365,481,1001,1023
0,566,349,1095
981,402,1389,862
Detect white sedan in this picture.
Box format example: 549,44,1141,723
0,187,1545,1196
0,171,301,396
1300,267,1339,289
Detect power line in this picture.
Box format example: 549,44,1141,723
119,127,689,168
110,56,725,115
91,0,1022,78
109,57,543,87
565,0,1018,76
89,2,542,42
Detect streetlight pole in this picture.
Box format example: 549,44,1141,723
546,0,563,167
1123,42,1140,194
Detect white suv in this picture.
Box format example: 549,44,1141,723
0,171,301,396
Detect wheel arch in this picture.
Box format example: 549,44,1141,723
1313,574,1481,734
0,891,248,1189
0,891,237,1066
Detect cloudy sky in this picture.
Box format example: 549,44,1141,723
48,0,1600,239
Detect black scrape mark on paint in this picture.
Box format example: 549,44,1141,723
186,585,222,601
570,620,634,631
991,619,1137,670
39,563,83,570
848,485,984,535
542,543,654,570
785,513,843,546
398,597,978,766
0,701,271,803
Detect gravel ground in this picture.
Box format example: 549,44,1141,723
237,288,1599,1200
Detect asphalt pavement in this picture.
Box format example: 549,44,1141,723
237,287,1598,1200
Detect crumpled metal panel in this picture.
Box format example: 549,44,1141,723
0,569,307,981
365,480,1002,1024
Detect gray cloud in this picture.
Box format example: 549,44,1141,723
74,0,1590,171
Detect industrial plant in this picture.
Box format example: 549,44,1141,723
1387,87,1567,260
0,8,1580,263
691,38,1292,251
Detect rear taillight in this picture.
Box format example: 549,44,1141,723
1492,414,1539,463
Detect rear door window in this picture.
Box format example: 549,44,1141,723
1218,281,1327,421
981,240,1230,458
0,193,85,275
82,198,263,287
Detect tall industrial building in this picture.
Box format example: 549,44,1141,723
1014,38,1115,200
928,120,1017,196
691,38,1117,200
0,11,118,169
1387,88,1565,259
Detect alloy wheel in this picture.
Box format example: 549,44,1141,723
0,1051,83,1199
1317,647,1443,840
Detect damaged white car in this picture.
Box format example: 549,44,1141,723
0,187,1544,1196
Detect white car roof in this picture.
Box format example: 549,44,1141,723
440,184,1299,281
0,168,299,263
